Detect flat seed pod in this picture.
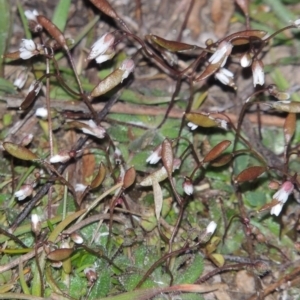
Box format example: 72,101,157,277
210,153,232,167
90,162,106,189
47,248,73,261
185,112,218,127
271,101,300,113
147,34,196,52
89,0,119,20
284,113,296,144
224,30,267,45
161,139,173,176
235,166,266,183
3,142,39,161
194,62,222,82
123,167,136,189
36,15,67,50
91,69,124,97
203,140,231,163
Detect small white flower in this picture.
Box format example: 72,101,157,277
216,119,228,130
49,153,71,164
270,202,284,217
35,107,48,118
252,60,264,87
24,10,39,21
87,33,115,61
19,39,38,60
240,53,252,68
206,221,217,234
31,214,40,225
75,184,87,192
119,59,135,82
215,68,234,86
293,19,300,28
31,213,41,235
80,120,106,138
13,71,28,89
28,80,42,95
146,144,162,164
209,41,232,65
95,53,115,64
146,152,161,164
187,122,198,130
270,181,294,216
15,184,33,201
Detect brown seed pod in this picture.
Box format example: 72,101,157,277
223,30,267,45
123,167,136,189
90,162,106,189
203,140,231,163
161,139,173,176
47,248,74,261
146,34,196,52
235,166,266,183
284,113,296,144
89,0,119,20
36,15,67,50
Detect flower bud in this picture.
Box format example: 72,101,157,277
84,267,97,285
209,41,232,67
13,69,28,89
87,33,115,62
24,10,42,32
206,221,217,235
15,184,33,201
146,144,162,164
252,60,264,87
240,53,252,68
70,232,84,244
79,120,106,138
215,68,235,88
183,177,194,195
31,214,41,236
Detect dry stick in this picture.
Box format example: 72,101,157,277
44,48,55,221
196,262,253,283
63,213,124,235
0,227,27,248
0,246,44,273
247,265,300,300
176,0,195,42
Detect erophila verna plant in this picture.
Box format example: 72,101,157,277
2,0,300,298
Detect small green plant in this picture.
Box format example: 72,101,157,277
1,0,300,299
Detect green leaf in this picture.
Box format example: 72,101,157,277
174,253,204,284
89,269,111,298
51,0,71,32
0,0,10,77
3,142,39,161
0,78,15,94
